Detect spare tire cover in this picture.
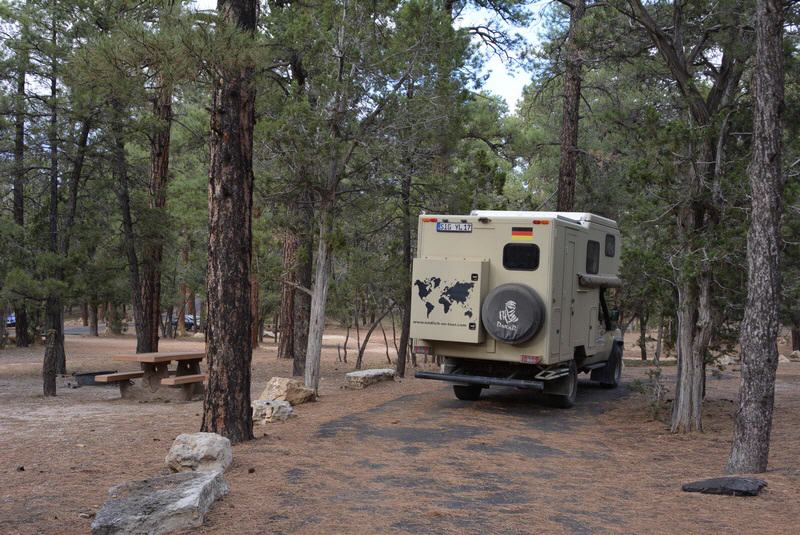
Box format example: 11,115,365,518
481,283,546,345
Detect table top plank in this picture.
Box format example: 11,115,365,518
112,351,205,364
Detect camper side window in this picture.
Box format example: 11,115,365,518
586,241,600,274
605,234,615,257
503,243,540,270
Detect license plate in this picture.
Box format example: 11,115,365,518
436,222,472,233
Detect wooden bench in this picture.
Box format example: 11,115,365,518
95,371,145,383
160,374,207,386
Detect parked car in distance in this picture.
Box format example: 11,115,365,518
6,313,15,327
170,314,199,330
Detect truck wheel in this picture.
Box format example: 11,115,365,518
453,384,482,401
545,361,577,408
598,343,623,389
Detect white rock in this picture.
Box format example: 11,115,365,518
789,350,800,362
252,399,294,423
779,354,791,364
192,332,205,339
91,471,228,535
718,355,737,366
345,368,396,389
165,432,232,474
258,377,315,406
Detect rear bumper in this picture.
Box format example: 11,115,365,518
414,370,545,391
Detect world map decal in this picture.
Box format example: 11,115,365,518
414,277,475,319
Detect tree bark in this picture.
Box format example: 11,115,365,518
43,34,65,395
250,273,260,347
654,316,664,364
304,206,333,392
43,296,63,396
292,201,313,377
671,271,713,432
111,101,147,352
639,310,648,361
728,0,784,474
89,301,99,337
277,230,298,359
355,308,392,370
556,0,586,211
177,285,187,337
792,327,800,352
13,33,31,349
140,80,172,353
396,163,412,378
0,306,6,349
201,0,257,444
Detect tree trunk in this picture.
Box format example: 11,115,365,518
342,324,350,363
671,273,713,432
396,166,412,378
250,273,260,348
639,311,648,361
140,80,172,353
43,38,65,393
43,296,63,396
0,305,6,349
380,321,391,364
201,0,257,444
89,301,99,337
13,26,31,349
304,206,333,393
556,0,586,211
277,230,298,359
355,308,392,370
292,203,313,377
792,327,800,352
177,287,187,337
81,302,88,327
111,101,146,353
654,316,664,365
188,291,196,327
728,0,784,474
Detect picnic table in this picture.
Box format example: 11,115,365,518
96,351,206,401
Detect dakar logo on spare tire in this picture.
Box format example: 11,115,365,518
497,300,519,332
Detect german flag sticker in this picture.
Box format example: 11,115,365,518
511,227,533,241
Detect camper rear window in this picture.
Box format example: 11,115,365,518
586,240,600,274
503,243,539,271
605,234,616,257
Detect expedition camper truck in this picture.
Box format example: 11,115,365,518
411,211,623,407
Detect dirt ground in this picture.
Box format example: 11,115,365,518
1,328,799,534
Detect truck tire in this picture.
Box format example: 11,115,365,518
453,384,482,401
592,342,622,389
545,361,577,408
481,283,546,345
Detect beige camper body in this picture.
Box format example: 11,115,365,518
411,211,623,406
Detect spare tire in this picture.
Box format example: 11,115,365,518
481,283,546,345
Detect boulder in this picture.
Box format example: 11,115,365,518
91,471,228,535
345,368,396,389
165,432,232,474
682,476,766,497
252,399,294,423
258,377,315,406
717,355,737,366
192,332,205,339
789,350,800,362
779,354,791,364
